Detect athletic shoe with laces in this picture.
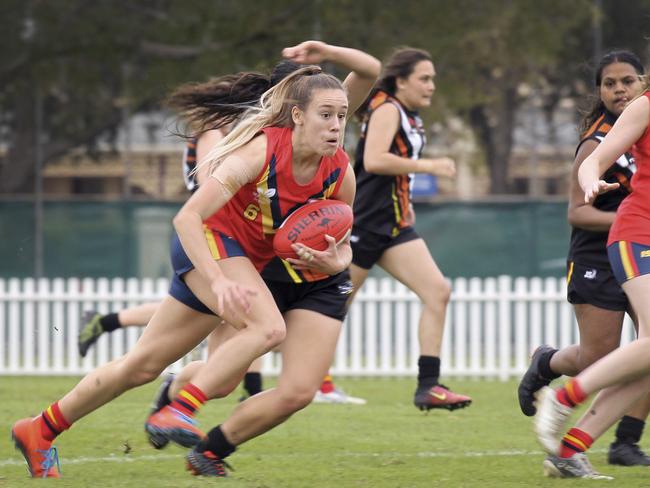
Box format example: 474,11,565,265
543,453,613,479
608,441,650,466
186,448,232,477
413,384,472,411
145,373,175,449
313,387,367,405
534,386,573,454
145,405,205,448
78,311,104,357
518,345,557,416
11,417,61,478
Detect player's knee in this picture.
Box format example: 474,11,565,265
423,280,451,310
121,357,165,387
278,385,317,413
257,323,286,351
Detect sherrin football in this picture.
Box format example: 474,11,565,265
273,200,353,260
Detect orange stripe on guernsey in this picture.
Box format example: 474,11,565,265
46,406,58,427
566,261,575,284
179,390,202,409
370,92,388,110
203,225,221,259
619,241,639,280
564,433,588,451
399,176,410,225
582,114,605,139
395,135,409,158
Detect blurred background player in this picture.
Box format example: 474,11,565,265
518,50,650,469
534,71,650,480
346,47,471,411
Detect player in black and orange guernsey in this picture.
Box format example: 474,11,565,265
533,65,650,479
348,47,471,411
11,40,379,479
516,51,650,476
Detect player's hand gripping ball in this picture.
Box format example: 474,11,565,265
273,200,353,260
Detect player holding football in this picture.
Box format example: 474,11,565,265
11,40,379,478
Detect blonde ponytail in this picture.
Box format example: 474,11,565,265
197,65,344,176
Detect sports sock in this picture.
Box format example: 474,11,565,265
169,383,207,417
614,415,645,445
99,313,121,333
538,348,560,380
320,375,335,394
417,356,440,387
243,372,262,397
197,425,236,459
560,427,593,458
40,402,71,441
556,378,587,408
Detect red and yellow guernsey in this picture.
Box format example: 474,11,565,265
204,126,349,283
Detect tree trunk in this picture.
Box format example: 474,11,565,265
468,85,518,194
0,82,37,194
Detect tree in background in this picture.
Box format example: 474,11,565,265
2,0,648,195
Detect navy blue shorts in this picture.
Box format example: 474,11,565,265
607,240,650,285
350,225,419,269
169,227,246,315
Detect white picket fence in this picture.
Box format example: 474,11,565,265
0,277,636,379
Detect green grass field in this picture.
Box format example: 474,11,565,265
0,377,645,487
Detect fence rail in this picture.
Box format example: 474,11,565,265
0,277,636,379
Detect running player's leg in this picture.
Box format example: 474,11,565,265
78,302,160,357
536,274,650,456
378,236,471,410
186,308,341,476
12,297,217,477
311,261,370,405
146,257,286,448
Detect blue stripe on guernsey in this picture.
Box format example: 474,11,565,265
283,168,343,217
321,168,341,198
267,155,284,229
256,154,283,234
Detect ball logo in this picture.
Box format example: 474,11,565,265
317,218,333,228
286,206,345,243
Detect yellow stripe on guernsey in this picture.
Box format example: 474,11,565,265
619,241,635,279
46,406,58,426
257,166,274,235
391,184,402,223
323,182,337,198
566,261,574,285
282,259,303,283
203,225,220,259
179,390,202,409
564,433,588,451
